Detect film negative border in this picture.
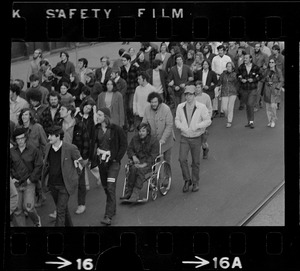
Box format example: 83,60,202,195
10,1,300,40
7,1,300,271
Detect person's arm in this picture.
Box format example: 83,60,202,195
10,177,18,215
38,124,48,157
174,105,183,130
118,94,125,127
115,127,128,162
159,107,173,144
195,106,212,130
29,148,44,184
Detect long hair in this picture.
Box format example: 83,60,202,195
18,108,36,126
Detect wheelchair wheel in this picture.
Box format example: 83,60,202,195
150,176,158,201
157,161,172,195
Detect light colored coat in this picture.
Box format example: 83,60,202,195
175,101,211,138
142,103,175,153
42,142,81,195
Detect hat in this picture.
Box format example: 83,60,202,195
184,85,196,94
13,127,28,138
98,107,111,118
47,125,63,135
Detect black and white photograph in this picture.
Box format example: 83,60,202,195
9,40,285,227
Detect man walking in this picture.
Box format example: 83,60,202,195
175,86,211,192
10,127,43,226
237,54,262,129
42,126,84,226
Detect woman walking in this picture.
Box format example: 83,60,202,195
215,62,239,128
262,59,284,128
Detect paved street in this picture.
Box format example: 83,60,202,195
10,42,284,227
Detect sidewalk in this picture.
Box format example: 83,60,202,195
10,42,143,85
247,186,284,226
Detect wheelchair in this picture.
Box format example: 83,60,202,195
121,143,172,203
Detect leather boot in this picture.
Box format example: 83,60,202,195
120,190,132,200
127,187,140,202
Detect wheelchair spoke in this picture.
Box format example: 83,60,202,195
157,162,172,196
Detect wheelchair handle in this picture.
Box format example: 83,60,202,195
159,142,162,156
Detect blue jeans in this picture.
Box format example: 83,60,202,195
49,185,73,227
98,161,120,219
178,136,202,185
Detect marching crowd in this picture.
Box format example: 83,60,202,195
9,41,284,226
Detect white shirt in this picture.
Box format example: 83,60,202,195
133,83,157,117
211,54,232,76
101,67,108,83
52,141,63,152
202,69,209,86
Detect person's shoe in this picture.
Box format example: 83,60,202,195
254,107,259,112
259,101,263,108
120,191,132,200
127,188,140,202
35,215,42,227
239,105,244,110
245,123,251,127
182,179,192,192
49,210,57,219
202,147,209,159
277,103,280,110
192,183,199,192
249,123,255,129
101,216,111,226
219,112,225,118
75,205,86,214
270,121,275,128
226,122,232,128
267,122,271,127
212,111,218,118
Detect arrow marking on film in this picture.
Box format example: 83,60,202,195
182,256,210,268
46,257,72,269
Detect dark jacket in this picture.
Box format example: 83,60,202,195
10,143,43,185
40,105,62,133
127,134,159,166
120,64,139,94
95,67,113,84
237,63,262,91
72,114,94,160
146,68,169,97
89,123,127,167
194,69,218,100
217,70,239,97
42,142,81,195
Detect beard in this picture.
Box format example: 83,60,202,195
50,103,59,108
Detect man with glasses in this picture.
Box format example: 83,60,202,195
175,85,211,193
10,127,43,226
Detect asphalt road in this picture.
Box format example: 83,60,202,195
10,42,284,227
34,99,284,227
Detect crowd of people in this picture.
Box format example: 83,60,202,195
9,41,284,226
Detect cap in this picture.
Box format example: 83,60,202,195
13,127,28,138
184,85,196,94
98,107,111,118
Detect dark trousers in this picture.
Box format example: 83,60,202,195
49,185,73,227
98,161,120,219
127,165,152,190
179,136,201,185
241,89,257,122
125,93,134,128
78,167,86,206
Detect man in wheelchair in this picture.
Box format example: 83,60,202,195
120,122,159,202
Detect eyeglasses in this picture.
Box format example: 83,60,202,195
15,136,26,141
269,61,275,64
